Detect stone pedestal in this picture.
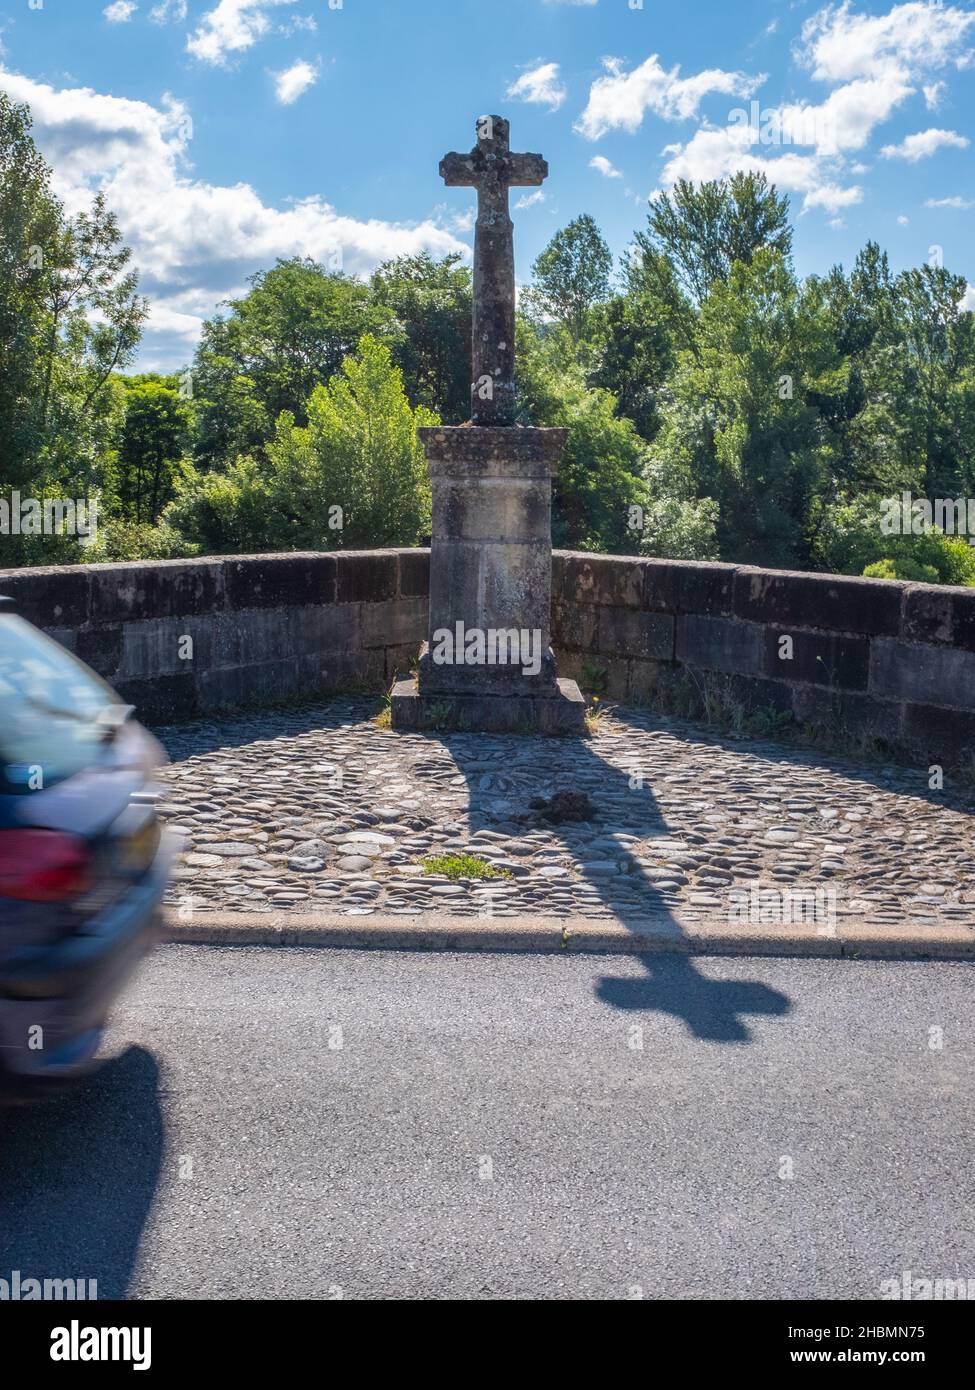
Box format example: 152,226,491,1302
390,424,586,734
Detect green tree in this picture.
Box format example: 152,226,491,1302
637,172,793,308
0,93,61,488
524,215,613,342
587,287,676,441
517,318,647,552
0,95,147,565
168,336,434,553
370,252,472,422
191,257,395,467
116,377,193,523
652,250,839,568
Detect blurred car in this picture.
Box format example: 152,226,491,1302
0,600,175,1099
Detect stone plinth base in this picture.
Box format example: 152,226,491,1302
390,677,587,735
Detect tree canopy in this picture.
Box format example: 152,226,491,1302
2,97,974,585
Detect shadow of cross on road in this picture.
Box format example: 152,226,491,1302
438,726,792,1044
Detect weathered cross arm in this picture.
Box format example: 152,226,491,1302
440,152,478,186
507,153,548,186
439,151,548,187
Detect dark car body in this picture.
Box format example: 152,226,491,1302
0,607,175,1095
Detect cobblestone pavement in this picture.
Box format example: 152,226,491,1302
153,698,975,932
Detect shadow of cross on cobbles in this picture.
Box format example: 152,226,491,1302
433,719,792,1045
154,694,974,1039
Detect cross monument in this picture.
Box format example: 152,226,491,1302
390,116,586,734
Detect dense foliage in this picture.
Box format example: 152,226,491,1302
2,94,974,583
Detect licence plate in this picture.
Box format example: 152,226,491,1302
119,818,161,874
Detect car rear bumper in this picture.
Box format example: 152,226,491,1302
0,830,176,1084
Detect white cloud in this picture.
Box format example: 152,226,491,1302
281,14,317,34
272,58,319,105
150,0,188,20
657,121,862,215
925,195,974,208
576,53,764,139
774,74,913,154
924,80,946,109
799,1,975,84
187,0,298,67
881,127,969,160
0,67,466,367
506,62,567,112
589,155,622,178
802,182,864,212
963,283,975,311
897,213,909,223
104,0,138,20
514,190,546,209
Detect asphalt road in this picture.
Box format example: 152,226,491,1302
1,945,973,1300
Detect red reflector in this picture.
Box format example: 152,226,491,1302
0,830,93,902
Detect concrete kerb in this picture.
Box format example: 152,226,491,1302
162,908,975,961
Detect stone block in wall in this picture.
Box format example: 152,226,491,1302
552,600,598,652
628,658,671,703
902,702,975,763
315,647,386,688
902,585,954,644
75,625,124,681
870,638,975,709
335,550,399,604
723,673,795,716
598,656,630,700
361,596,427,649
762,627,870,690
396,549,430,598
116,616,215,682
676,615,763,675
89,560,224,623
556,552,644,609
0,565,90,627
791,683,904,745
596,606,675,661
199,659,304,710
950,589,975,652
734,567,902,636
224,553,336,610
289,603,361,657
115,673,200,723
643,558,737,616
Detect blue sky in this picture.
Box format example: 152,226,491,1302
1,0,972,369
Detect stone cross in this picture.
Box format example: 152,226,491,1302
440,115,548,425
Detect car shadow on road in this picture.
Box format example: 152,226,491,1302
440,725,793,1044
0,1045,163,1300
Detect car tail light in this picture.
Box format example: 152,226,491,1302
0,830,93,902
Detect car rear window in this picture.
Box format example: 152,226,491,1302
0,613,122,793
